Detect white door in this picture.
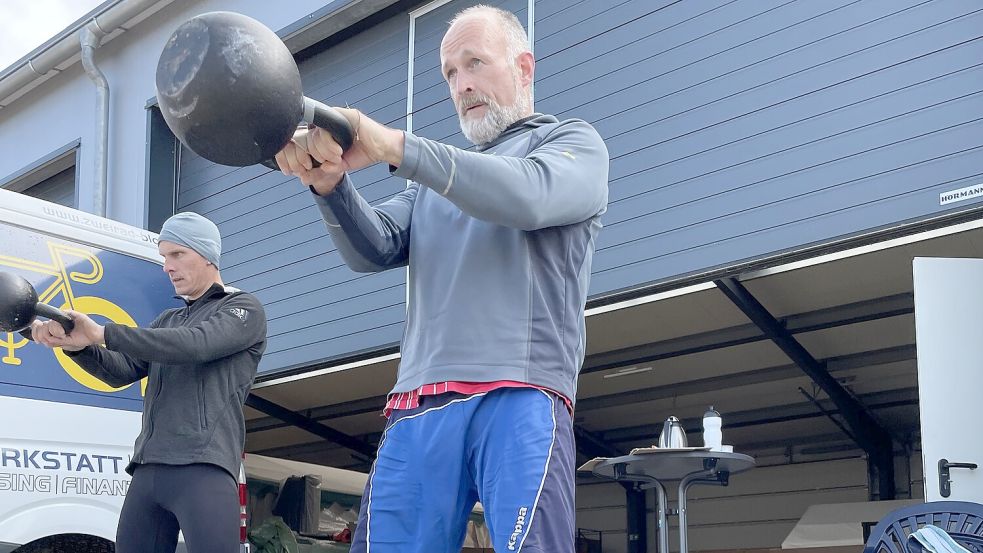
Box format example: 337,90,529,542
913,257,983,502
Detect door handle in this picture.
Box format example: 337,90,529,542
938,458,978,498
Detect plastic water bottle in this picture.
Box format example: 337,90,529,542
702,406,722,451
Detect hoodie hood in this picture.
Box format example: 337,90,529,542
476,113,559,151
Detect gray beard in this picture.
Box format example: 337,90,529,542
458,88,531,146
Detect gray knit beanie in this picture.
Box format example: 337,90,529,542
158,212,222,268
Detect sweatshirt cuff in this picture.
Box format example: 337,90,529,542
391,131,421,182
312,175,355,228
63,345,95,358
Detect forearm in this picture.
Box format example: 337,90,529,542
104,295,266,365
64,347,146,387
313,176,414,272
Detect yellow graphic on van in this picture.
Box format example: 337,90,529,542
0,242,148,396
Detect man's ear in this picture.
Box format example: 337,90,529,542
517,51,535,87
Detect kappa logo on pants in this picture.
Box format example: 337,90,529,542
507,506,529,550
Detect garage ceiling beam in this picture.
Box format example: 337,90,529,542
246,394,377,459
252,430,381,459
735,432,853,452
581,293,913,375
600,387,917,444
247,394,386,433
714,278,895,498
576,344,914,413
714,278,894,450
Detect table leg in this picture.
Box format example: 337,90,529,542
677,475,693,553
655,481,669,553
676,471,720,553
680,472,733,553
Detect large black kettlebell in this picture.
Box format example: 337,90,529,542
155,11,354,169
0,272,75,338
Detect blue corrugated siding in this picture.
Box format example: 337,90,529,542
534,0,983,294
178,0,983,374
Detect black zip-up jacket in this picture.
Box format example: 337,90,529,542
67,283,267,479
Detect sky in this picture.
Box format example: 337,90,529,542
0,0,106,72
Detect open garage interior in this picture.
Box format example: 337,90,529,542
242,212,983,550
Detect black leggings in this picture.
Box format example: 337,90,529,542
116,463,240,553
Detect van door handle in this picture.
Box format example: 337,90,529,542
939,459,978,498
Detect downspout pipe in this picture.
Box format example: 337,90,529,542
80,23,109,217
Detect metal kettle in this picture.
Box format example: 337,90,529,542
657,416,688,448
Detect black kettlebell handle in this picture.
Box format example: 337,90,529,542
35,303,75,334
306,98,355,150
260,99,354,171
17,304,75,342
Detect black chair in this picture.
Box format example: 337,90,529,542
863,501,983,553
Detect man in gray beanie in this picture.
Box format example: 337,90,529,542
31,211,267,553
159,211,222,266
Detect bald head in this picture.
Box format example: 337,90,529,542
447,5,529,61
441,5,534,144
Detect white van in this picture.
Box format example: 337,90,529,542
0,189,250,552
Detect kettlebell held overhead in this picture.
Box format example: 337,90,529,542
155,11,354,169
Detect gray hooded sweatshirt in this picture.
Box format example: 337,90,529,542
315,114,609,404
